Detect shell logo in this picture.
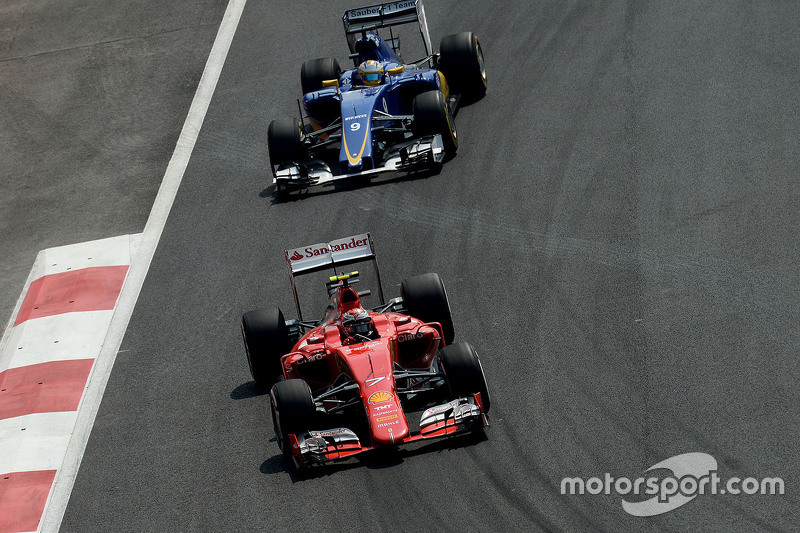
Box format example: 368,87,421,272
368,391,393,404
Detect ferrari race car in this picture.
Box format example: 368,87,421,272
241,233,490,469
268,0,487,195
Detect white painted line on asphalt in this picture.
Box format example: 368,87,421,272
37,1,249,530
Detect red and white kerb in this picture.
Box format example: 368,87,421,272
0,236,134,533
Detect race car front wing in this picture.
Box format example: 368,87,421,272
273,134,444,191
286,393,487,468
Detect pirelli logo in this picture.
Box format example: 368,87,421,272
377,414,398,422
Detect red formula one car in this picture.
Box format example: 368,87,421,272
241,233,490,469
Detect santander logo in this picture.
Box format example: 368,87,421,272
290,237,369,261
287,235,372,272
330,237,368,252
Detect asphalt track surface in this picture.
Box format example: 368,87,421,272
4,1,798,531
0,0,228,330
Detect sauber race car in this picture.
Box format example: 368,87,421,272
268,0,487,196
241,233,490,469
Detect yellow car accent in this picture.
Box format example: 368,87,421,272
343,124,369,165
329,271,359,282
368,391,393,404
437,71,450,98
322,79,340,92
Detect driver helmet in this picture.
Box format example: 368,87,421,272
357,60,384,86
342,308,374,337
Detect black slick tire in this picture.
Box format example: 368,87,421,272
437,342,491,413
270,379,316,455
412,90,458,155
241,306,290,387
267,118,305,168
301,57,342,95
438,32,487,99
301,58,342,124
401,272,455,345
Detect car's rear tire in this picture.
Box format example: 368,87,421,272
301,57,342,95
438,32,487,100
401,272,455,345
242,306,290,386
270,379,316,455
437,342,491,413
267,118,306,169
301,58,342,124
412,90,457,155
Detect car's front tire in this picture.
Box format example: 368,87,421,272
270,379,316,455
437,342,491,413
412,90,458,155
267,118,306,170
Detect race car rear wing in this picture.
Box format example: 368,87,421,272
285,233,386,320
343,0,433,57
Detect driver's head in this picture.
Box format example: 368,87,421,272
342,308,374,337
357,60,384,86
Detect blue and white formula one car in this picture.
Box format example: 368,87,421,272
268,0,487,196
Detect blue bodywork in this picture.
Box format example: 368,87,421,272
301,31,446,175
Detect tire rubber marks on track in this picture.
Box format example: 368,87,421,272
376,191,785,314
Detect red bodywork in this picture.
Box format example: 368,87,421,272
270,233,487,467
280,284,484,465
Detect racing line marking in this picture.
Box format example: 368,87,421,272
32,1,248,531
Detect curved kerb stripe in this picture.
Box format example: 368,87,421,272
0,360,95,421
14,266,129,327
0,470,57,533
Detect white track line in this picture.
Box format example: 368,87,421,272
38,1,248,530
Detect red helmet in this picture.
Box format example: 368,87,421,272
342,308,374,337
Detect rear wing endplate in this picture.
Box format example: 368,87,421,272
342,0,432,56
285,233,385,320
